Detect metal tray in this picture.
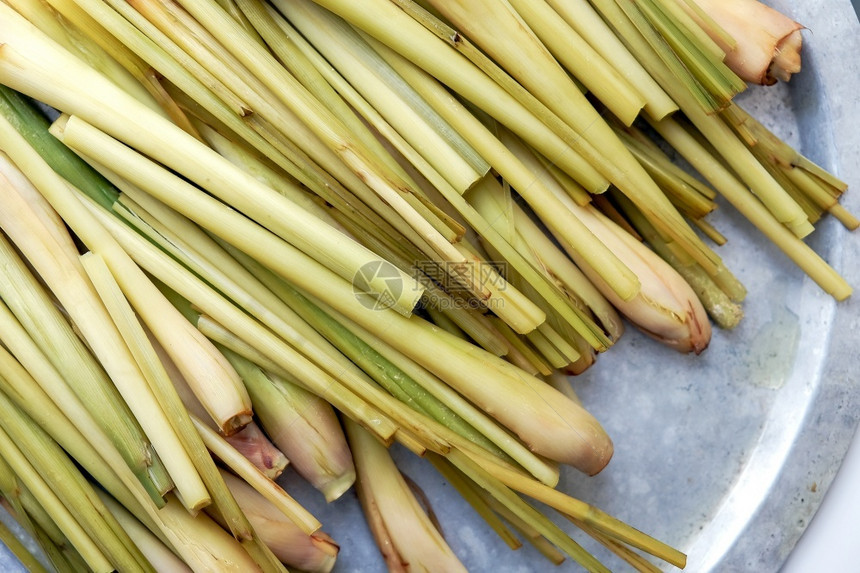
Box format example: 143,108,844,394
1,1,858,572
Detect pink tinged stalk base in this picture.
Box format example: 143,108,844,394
346,420,467,573
221,471,338,573
689,0,804,85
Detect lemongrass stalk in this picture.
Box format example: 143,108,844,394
193,122,342,230
147,329,289,479
59,0,420,252
464,176,623,344
684,0,803,85
0,301,277,570
309,0,608,192
220,472,338,573
151,0,472,270
0,8,424,316
426,455,522,551
390,0,723,272
501,129,712,353
79,188,404,449
501,199,625,342
440,449,611,572
30,0,198,129
80,251,211,512
653,0,726,62
570,517,663,573
0,444,113,573
633,0,747,107
220,245,561,484
0,512,49,573
544,0,677,118
0,462,70,570
0,332,160,515
0,99,253,438
0,152,279,567
505,0,645,125
610,190,745,329
274,0,487,192
0,396,152,572
0,174,192,502
613,125,717,219
300,295,562,487
232,24,610,350
490,317,553,376
154,494,268,573
467,451,687,569
134,0,459,251
649,115,852,300
3,0,160,111
250,285,509,461
97,493,191,573
191,416,321,535
0,187,171,497
346,420,467,573
365,38,640,305
332,210,513,354
221,347,356,503
591,0,813,239
239,0,418,187
57,114,610,474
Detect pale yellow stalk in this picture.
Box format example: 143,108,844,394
80,251,210,512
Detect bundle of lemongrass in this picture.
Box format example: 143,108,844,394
0,0,854,570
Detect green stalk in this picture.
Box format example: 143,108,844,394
97,493,191,573
0,393,153,572
0,447,112,573
2,0,160,112
309,0,608,192
441,450,609,573
590,0,813,239
610,190,744,329
152,0,477,275
0,7,425,315
302,294,562,486
0,189,170,498
219,471,339,573
81,189,408,447
545,0,677,119
366,37,639,304
0,90,254,437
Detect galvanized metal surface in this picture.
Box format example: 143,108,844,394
1,2,858,572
